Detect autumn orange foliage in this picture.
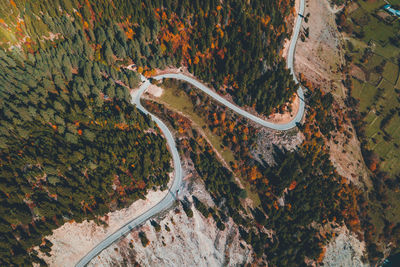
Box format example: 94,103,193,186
288,180,297,190
9,0,17,8
155,9,192,64
317,247,326,263
249,166,262,180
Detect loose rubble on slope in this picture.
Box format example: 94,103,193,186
89,177,253,267
295,0,370,187
251,127,304,166
323,227,367,267
36,174,173,266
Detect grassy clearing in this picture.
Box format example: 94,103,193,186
360,79,400,174
355,83,376,112
357,0,386,12
343,1,400,256
383,61,399,84
368,72,382,85
157,82,261,206
351,78,364,99
367,54,384,71
347,0,400,176
158,83,235,164
364,18,392,44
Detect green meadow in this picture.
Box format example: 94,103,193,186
346,0,400,175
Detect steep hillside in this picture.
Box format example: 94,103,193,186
295,0,400,264
89,180,254,267
0,0,300,265
0,0,383,266
0,0,298,114
0,23,172,266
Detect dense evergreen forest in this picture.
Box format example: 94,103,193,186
1,0,296,114
144,80,360,266
0,46,172,266
0,0,297,265
0,2,173,265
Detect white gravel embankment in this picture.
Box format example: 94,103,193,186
88,181,253,267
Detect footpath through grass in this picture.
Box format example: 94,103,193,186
157,81,261,207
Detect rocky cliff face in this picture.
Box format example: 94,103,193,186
323,227,367,267
88,180,253,267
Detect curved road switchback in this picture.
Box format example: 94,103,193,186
152,72,304,130
76,0,305,265
76,77,183,267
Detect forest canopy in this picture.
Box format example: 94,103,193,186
1,0,297,114
0,0,296,265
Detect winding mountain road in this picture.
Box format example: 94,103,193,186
76,0,305,265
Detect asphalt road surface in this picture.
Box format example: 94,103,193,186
76,0,305,265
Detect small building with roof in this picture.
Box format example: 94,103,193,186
383,4,400,17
